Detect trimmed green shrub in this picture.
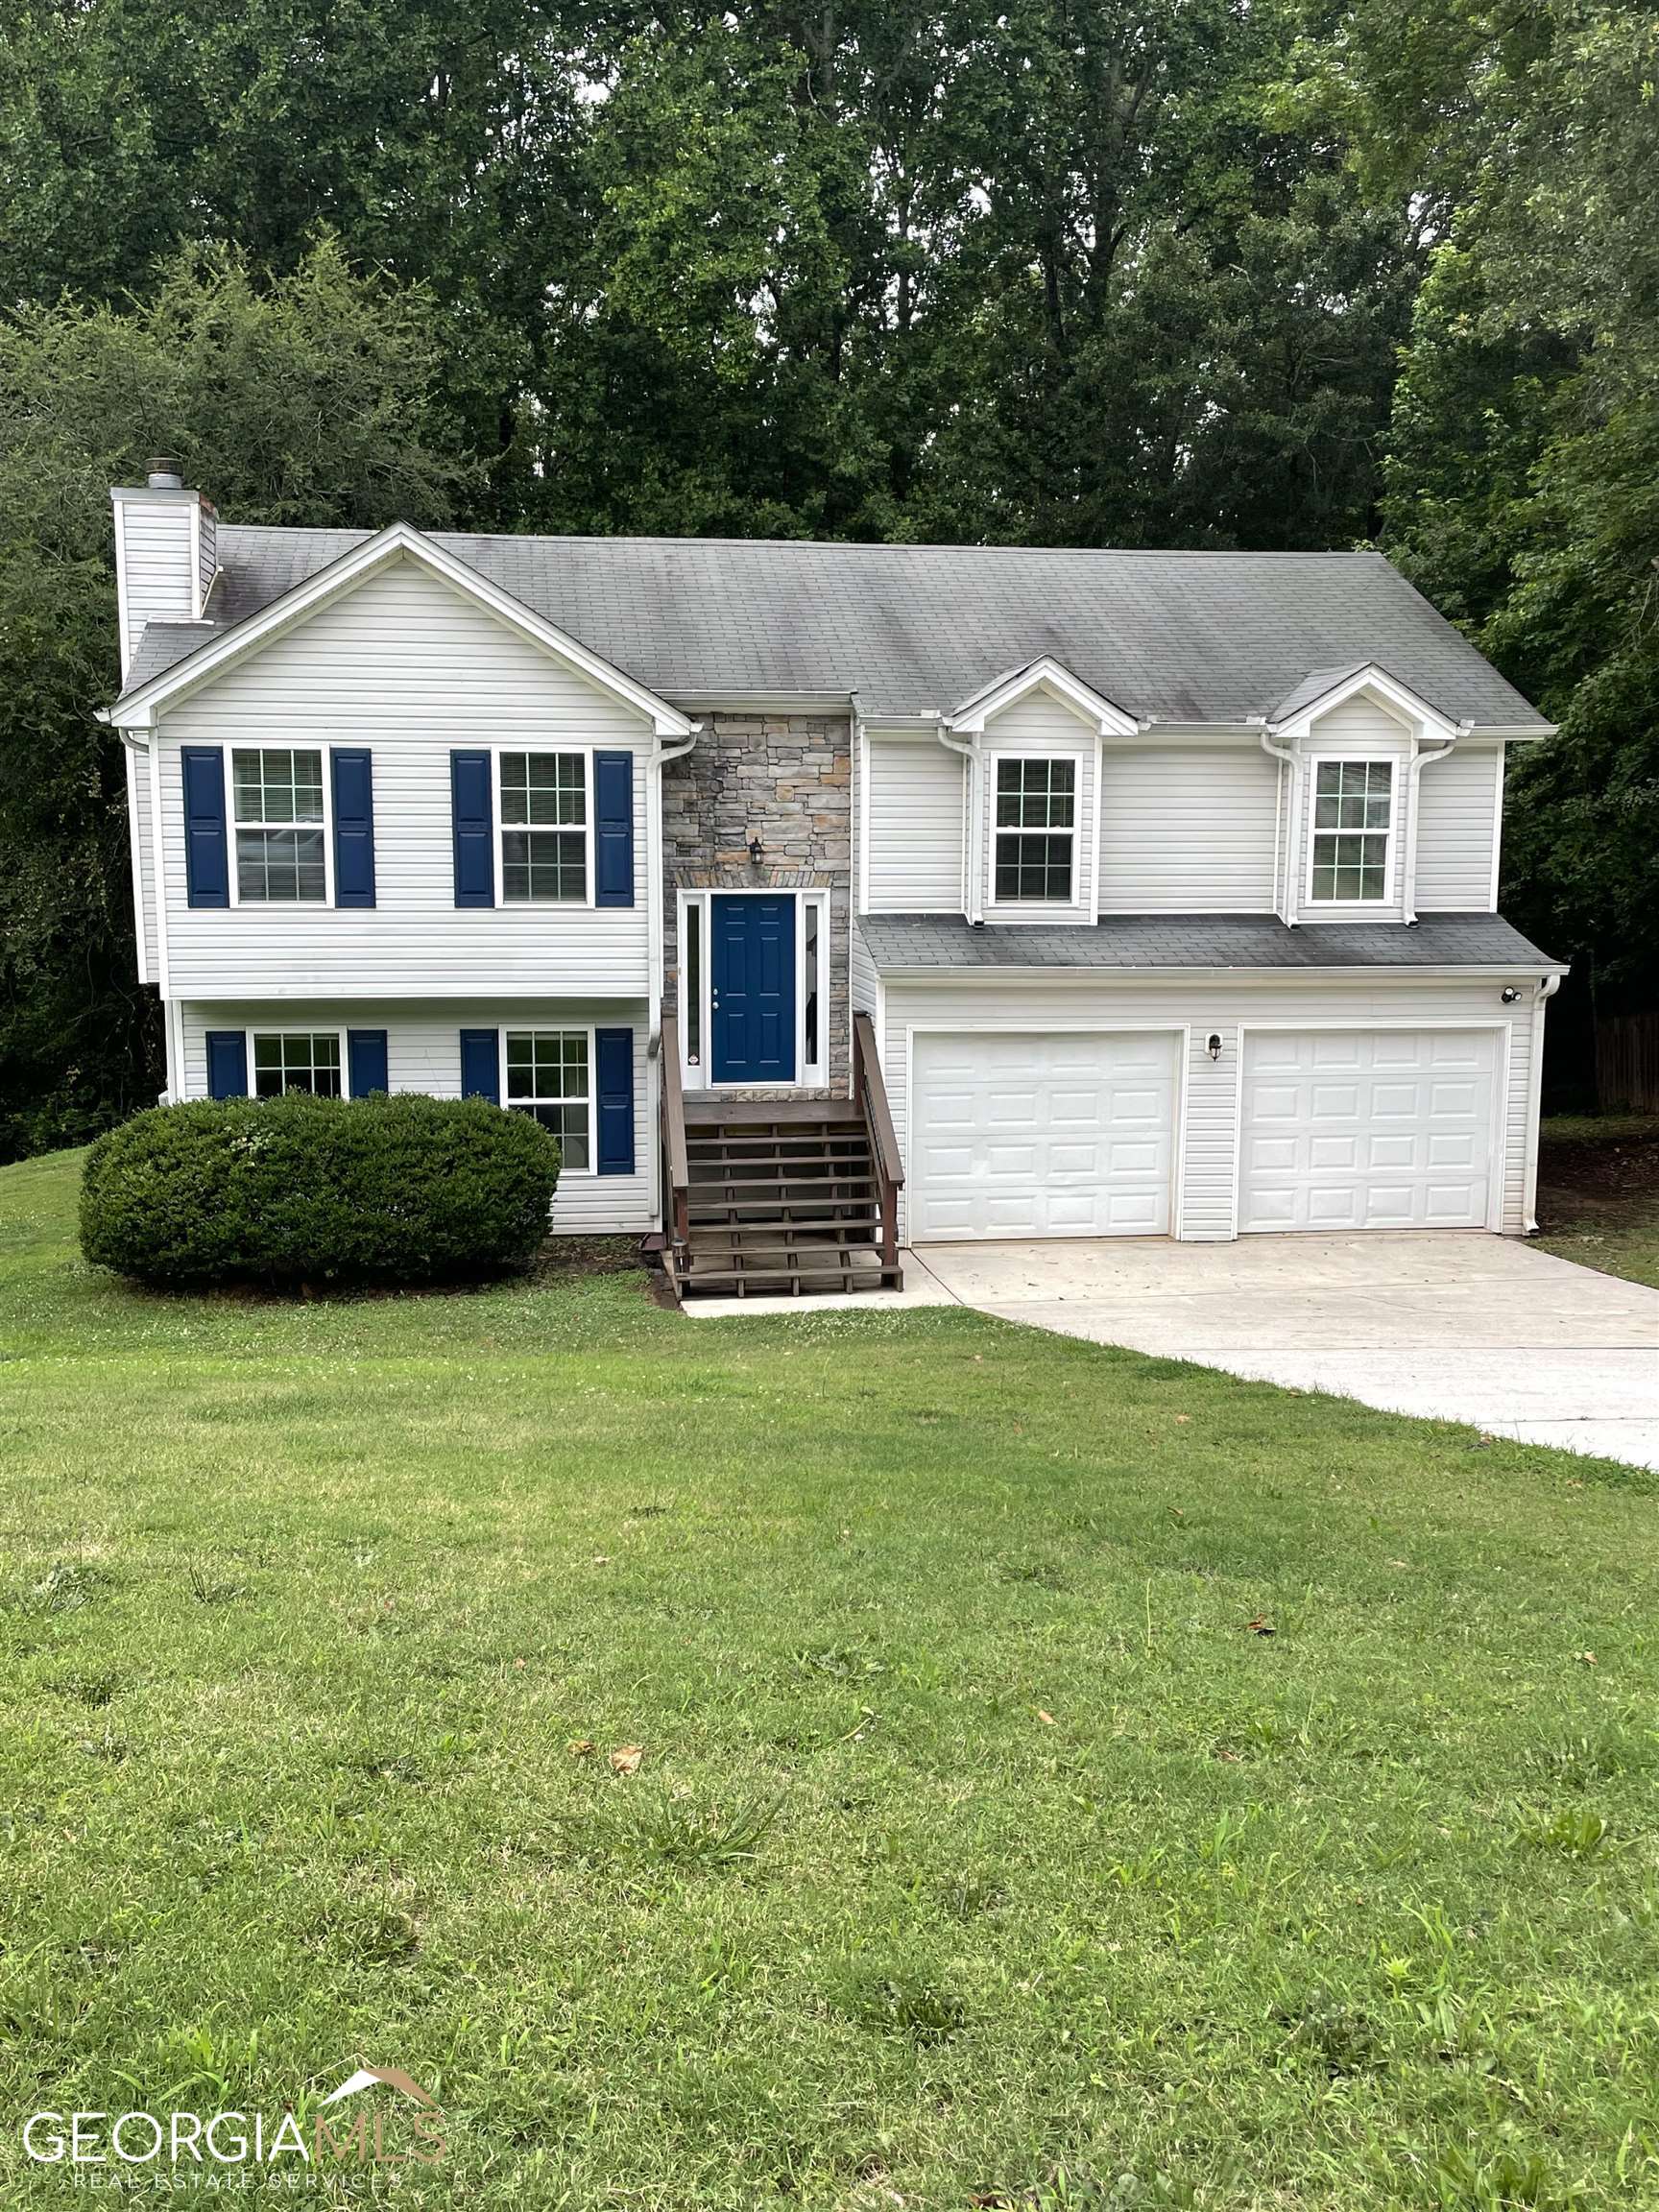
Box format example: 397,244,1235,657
79,1093,561,1287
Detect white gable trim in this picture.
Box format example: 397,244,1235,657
948,657,1140,739
104,522,693,738
1268,663,1462,744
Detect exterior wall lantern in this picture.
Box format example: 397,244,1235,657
748,835,765,866
1207,1033,1223,1061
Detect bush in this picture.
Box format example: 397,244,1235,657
79,1093,561,1287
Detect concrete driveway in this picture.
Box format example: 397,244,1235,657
909,1234,1659,1471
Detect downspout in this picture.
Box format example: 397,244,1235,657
646,724,700,1055
1401,727,1464,925
937,724,982,924
1523,971,1564,1233
1258,725,1298,925
646,723,699,1233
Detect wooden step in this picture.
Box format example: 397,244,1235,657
681,1262,904,1297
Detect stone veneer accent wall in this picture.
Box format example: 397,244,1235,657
661,711,853,1095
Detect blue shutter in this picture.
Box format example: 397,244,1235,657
205,1030,247,1099
459,1028,499,1104
451,751,493,907
348,1028,389,1097
332,750,375,907
593,752,635,908
594,1027,635,1175
182,747,229,908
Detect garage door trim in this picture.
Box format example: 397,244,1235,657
1234,1020,1509,1237
905,1022,1189,1242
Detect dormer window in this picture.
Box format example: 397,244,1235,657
1309,759,1392,904
994,757,1075,902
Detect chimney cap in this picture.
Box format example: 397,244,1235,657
145,456,184,490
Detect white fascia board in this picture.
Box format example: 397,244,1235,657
870,961,1569,984
1269,663,1459,742
106,522,694,738
948,656,1139,738
666,692,856,716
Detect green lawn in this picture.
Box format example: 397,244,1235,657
1534,1115,1659,1290
2,1149,1656,2210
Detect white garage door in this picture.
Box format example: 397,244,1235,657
910,1031,1178,1240
1239,1029,1498,1233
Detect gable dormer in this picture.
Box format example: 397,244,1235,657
1262,664,1465,926
946,659,1138,926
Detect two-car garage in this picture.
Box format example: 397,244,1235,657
905,1022,1503,1242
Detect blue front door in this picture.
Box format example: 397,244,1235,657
711,896,796,1083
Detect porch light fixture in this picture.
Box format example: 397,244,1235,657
748,835,765,866
1207,1033,1222,1061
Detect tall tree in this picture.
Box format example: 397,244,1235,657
0,239,474,1159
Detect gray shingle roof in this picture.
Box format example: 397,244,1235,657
857,912,1563,973
117,526,1550,729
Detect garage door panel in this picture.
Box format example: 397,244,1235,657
1240,1029,1496,1234
911,1031,1177,1242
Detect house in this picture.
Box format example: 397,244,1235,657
105,460,1564,1295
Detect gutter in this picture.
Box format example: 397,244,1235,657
936,721,982,924
645,724,700,1061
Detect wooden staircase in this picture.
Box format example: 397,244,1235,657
657,1013,904,1301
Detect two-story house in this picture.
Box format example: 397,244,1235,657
105,461,1563,1295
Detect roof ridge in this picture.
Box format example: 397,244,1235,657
218,521,1388,563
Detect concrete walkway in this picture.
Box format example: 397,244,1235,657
910,1233,1659,1471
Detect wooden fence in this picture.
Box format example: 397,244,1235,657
1596,1012,1659,1111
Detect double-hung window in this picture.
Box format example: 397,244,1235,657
1310,760,1392,903
504,1030,591,1169
232,748,326,902
994,757,1075,902
500,752,588,902
252,1032,341,1097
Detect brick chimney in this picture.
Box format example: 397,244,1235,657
110,458,218,678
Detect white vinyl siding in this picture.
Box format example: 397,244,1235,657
880,976,1537,1244
113,495,196,671
177,998,653,1236
1415,744,1503,911
864,734,964,912
156,556,652,997
851,922,879,1015
1097,746,1279,913
1293,698,1412,924
979,691,1096,924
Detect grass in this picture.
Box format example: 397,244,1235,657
1,1148,1656,2209
1534,1114,1659,1289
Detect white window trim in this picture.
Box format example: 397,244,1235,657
985,752,1080,913
675,887,830,1093
1303,754,1398,911
228,743,334,910
493,745,597,910
244,1024,349,1099
498,1023,597,1177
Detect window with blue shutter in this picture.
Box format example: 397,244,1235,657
182,747,229,908
451,752,494,906
593,752,635,907
348,1029,389,1096
205,1030,247,1099
459,1028,499,1103
594,1027,635,1175
332,750,375,907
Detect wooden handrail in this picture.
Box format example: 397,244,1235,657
659,1007,690,1261
853,1010,903,1276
